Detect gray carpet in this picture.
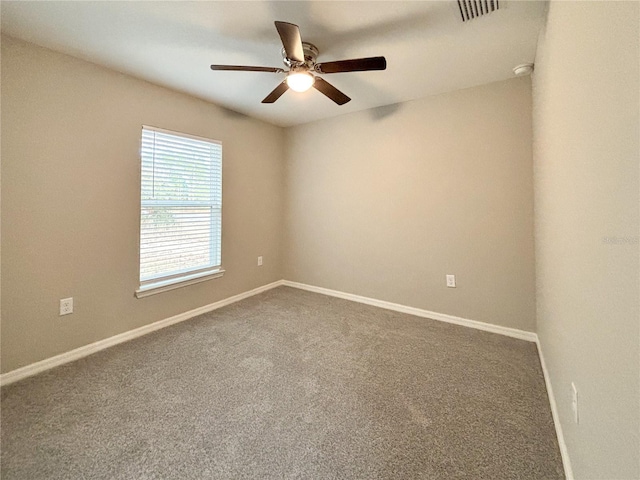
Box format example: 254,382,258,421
1,286,564,479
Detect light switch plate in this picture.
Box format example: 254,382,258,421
571,382,579,423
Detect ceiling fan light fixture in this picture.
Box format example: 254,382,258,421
211,21,384,105
286,71,315,92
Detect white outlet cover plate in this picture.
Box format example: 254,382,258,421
446,275,456,288
59,297,73,316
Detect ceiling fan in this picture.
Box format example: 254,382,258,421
210,21,387,105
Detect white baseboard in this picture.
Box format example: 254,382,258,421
282,280,572,479
0,280,285,387
1,277,571,480
0,279,536,387
536,338,574,480
282,280,538,342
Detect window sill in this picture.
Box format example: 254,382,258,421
135,268,225,298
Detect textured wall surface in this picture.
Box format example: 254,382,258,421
1,36,286,373
285,77,536,331
532,2,640,478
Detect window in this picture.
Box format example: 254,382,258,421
136,126,223,298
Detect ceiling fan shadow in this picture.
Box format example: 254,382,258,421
141,8,280,66
325,73,402,119
266,2,450,58
369,102,403,121
322,10,445,55
219,106,254,121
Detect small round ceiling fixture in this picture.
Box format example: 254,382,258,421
513,63,534,76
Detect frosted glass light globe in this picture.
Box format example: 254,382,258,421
286,72,315,92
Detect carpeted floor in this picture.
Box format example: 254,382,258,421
1,286,564,479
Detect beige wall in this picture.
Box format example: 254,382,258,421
285,77,536,331
532,2,639,478
6,11,639,476
1,36,286,373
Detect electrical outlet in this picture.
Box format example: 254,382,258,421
257,256,263,266
571,382,579,423
59,297,73,316
446,274,456,288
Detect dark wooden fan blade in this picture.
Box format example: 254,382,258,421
274,21,304,63
313,77,351,105
262,81,289,103
210,65,285,73
315,56,387,74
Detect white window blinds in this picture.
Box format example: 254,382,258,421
139,126,222,287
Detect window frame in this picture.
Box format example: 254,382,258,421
135,125,224,298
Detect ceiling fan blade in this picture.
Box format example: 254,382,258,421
262,81,289,103
210,65,285,73
315,56,387,74
274,21,304,63
313,77,351,105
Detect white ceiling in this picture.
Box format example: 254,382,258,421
1,1,547,127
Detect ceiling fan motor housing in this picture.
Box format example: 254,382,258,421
282,42,319,69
